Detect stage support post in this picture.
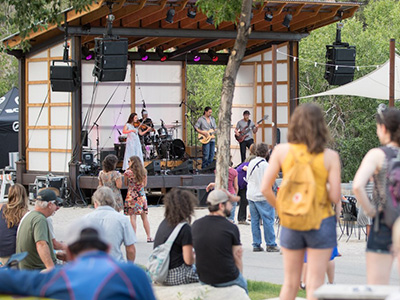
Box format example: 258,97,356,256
389,39,395,107
272,44,277,147
70,36,82,202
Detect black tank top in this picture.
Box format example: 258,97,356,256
0,206,18,257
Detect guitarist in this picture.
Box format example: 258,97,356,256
195,106,217,169
235,110,259,163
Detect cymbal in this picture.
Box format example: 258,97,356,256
164,124,181,129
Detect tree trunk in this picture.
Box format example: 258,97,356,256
215,0,253,189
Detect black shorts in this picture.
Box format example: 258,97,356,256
367,213,392,254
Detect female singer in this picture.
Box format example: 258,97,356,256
122,113,151,170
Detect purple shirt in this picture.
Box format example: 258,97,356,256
236,162,249,190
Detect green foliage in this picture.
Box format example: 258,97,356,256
299,0,400,182
247,280,306,300
186,64,225,145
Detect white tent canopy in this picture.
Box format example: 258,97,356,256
302,54,400,100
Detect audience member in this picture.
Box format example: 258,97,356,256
16,188,61,270
192,189,247,292
153,188,199,285
0,183,28,265
124,155,153,242
0,220,156,300
247,143,279,253
98,154,123,211
261,103,341,300
85,186,136,262
353,104,400,284
236,161,250,225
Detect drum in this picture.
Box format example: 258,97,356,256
157,141,171,159
157,127,168,139
157,139,186,159
143,134,152,145
171,139,185,159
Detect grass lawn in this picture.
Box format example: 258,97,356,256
248,280,306,300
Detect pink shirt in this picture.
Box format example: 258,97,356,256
228,167,238,195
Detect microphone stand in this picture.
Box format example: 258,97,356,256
94,122,100,165
181,100,200,172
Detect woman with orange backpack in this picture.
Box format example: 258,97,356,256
261,103,341,300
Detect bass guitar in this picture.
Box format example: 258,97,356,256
235,115,268,143
198,129,217,144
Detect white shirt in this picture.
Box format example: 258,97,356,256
246,157,268,202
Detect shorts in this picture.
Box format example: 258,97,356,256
367,213,392,254
280,216,337,250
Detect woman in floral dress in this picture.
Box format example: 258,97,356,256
124,155,153,242
98,154,123,211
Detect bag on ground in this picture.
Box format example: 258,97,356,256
276,150,322,231
147,222,186,283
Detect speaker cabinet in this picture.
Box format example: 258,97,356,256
199,160,216,174
50,62,80,92
146,160,161,176
100,150,117,167
177,186,208,206
170,160,193,175
93,38,128,82
324,45,356,86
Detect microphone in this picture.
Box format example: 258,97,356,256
179,99,184,107
142,100,146,108
160,119,164,126
117,128,122,135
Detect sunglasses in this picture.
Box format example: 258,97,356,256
377,103,387,122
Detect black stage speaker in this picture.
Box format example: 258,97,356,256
170,159,193,175
93,38,128,82
146,160,161,176
324,45,356,86
81,130,89,147
50,61,80,92
178,186,209,207
114,143,126,161
199,160,216,174
100,150,117,166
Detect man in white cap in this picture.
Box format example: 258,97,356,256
191,189,247,293
0,219,156,300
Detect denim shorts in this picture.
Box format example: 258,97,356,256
367,214,392,254
280,216,337,249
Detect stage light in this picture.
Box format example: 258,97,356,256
207,49,218,62
156,46,168,62
82,46,94,60
192,50,201,62
206,16,214,25
264,11,273,22
187,7,196,19
282,13,292,28
138,46,149,61
166,7,175,23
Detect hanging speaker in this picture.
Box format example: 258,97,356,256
50,60,80,92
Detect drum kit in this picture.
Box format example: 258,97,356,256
142,121,185,161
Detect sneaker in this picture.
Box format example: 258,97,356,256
253,246,264,252
266,245,280,252
300,282,306,290
238,221,250,225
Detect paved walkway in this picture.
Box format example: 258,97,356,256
51,205,399,286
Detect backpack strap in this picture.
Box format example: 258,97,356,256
249,158,265,178
163,222,187,252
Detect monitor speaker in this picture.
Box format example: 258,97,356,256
100,150,117,166
199,160,216,174
170,159,193,175
50,63,80,92
81,130,88,147
146,160,161,176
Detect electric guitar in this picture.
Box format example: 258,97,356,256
235,115,268,143
198,129,217,144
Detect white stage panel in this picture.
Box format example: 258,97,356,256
135,85,181,106
136,62,181,83
29,49,47,59
263,127,273,145
28,61,48,81
278,127,288,144
50,90,71,103
264,45,288,61
28,107,48,126
51,106,71,126
28,152,48,171
51,152,71,173
28,129,48,148
243,55,261,63
233,86,254,105
28,84,48,104
50,130,71,149
50,41,69,58
237,65,254,84
277,106,289,124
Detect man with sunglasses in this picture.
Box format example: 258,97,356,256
16,188,62,270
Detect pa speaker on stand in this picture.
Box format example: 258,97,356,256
50,60,80,92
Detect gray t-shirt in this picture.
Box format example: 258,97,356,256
236,119,256,141
85,206,137,261
195,116,217,141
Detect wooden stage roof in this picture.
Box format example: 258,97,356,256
3,0,359,61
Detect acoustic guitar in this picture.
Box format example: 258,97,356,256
235,115,268,143
197,129,217,144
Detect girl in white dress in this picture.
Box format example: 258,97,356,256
122,113,151,170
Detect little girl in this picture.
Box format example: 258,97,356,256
98,154,123,211
124,155,153,242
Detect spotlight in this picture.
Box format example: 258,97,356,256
166,7,175,23
192,50,201,62
156,46,168,62
264,11,273,22
207,49,218,62
187,7,196,19
82,46,94,60
206,16,214,25
282,13,292,28
138,46,149,61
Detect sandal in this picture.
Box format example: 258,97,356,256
147,238,154,243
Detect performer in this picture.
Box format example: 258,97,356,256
195,106,217,169
122,113,151,170
235,110,259,163
139,109,155,146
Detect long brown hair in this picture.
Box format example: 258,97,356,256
2,183,28,228
376,106,400,145
127,113,137,124
287,103,329,153
163,188,198,227
128,156,147,184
